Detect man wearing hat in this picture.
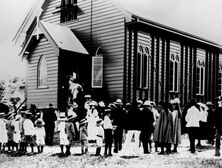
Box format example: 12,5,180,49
42,103,57,146
214,98,222,156
79,118,89,154
112,98,126,153
0,112,7,151
103,108,113,156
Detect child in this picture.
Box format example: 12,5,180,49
95,119,104,156
23,111,35,154
0,112,7,152
65,114,76,156
57,113,68,155
35,119,46,153
6,113,14,152
79,118,88,154
11,115,21,152
103,109,113,156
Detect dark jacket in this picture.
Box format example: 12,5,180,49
125,105,142,131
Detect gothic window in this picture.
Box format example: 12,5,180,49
196,60,205,95
137,45,149,89
169,53,179,92
38,55,47,88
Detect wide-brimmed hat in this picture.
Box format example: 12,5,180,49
58,112,67,121
89,101,98,106
197,102,208,110
35,119,45,127
206,101,214,106
84,95,91,99
114,99,123,105
143,100,152,106
79,118,88,125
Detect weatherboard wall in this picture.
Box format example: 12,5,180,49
26,36,58,108
40,0,125,100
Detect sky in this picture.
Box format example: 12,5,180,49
0,0,222,80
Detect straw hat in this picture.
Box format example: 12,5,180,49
114,99,123,106
143,100,152,106
206,101,213,106
84,95,91,99
58,112,67,121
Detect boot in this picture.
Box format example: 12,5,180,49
65,145,71,156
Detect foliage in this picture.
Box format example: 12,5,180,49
0,77,25,107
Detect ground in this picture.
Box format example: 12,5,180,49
1,135,222,168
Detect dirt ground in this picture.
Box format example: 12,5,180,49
0,135,222,168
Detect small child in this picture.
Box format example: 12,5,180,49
103,109,113,156
57,113,68,155
65,114,76,156
79,118,88,154
23,111,35,154
0,113,7,152
35,119,46,153
95,119,104,156
11,115,21,152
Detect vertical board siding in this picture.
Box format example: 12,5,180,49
40,0,125,100
26,36,58,108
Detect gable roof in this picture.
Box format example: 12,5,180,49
111,0,222,48
39,21,88,55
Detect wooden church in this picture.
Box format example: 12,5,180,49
14,0,222,110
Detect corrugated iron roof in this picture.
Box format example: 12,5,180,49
40,21,88,55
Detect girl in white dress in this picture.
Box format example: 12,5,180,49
0,113,7,151
35,119,46,153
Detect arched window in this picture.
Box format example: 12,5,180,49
137,45,150,88
169,53,179,92
38,55,47,88
196,60,205,95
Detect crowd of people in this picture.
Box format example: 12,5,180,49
0,93,222,158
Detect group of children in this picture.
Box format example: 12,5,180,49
57,109,109,157
0,110,46,154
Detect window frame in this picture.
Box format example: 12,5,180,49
37,55,48,89
196,60,205,95
60,0,78,23
137,45,150,89
169,53,179,92
92,56,103,88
